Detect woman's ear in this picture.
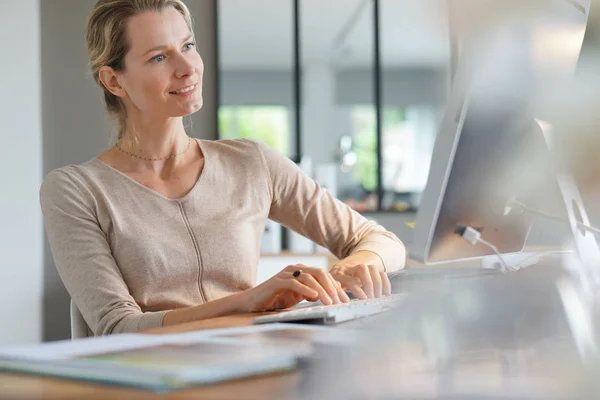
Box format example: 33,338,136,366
98,66,127,98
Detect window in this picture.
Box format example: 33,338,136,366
381,107,439,211
218,106,291,156
340,106,440,212
217,0,451,213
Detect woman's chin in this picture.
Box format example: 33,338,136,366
173,101,203,117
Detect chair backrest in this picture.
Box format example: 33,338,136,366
70,299,90,339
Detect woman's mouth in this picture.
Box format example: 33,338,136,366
169,84,197,96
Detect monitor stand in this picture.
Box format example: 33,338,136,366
480,251,541,271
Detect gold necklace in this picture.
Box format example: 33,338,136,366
115,137,192,161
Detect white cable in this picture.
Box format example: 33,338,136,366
458,224,571,272
511,250,570,270
507,199,600,237
457,225,513,272
478,237,514,272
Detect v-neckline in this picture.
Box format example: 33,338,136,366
93,138,208,202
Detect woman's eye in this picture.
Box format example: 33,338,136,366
152,54,165,63
183,42,196,51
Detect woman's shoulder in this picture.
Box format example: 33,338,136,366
40,158,107,203
202,138,286,163
200,137,265,154
42,158,105,186
200,138,275,168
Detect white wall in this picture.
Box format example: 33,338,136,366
40,0,218,341
0,1,43,345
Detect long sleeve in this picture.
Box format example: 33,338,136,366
40,169,167,336
253,140,406,272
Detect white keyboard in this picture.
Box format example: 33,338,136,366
253,293,407,325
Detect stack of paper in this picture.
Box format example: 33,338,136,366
0,324,352,392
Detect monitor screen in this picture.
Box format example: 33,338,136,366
411,0,590,263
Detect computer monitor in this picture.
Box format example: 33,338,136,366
410,0,591,264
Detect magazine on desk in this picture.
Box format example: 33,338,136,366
0,324,349,392
160,322,360,348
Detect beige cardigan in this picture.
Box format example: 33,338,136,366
40,139,405,336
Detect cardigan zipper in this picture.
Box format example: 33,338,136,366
178,202,207,303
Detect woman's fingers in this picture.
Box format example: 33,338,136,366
293,271,334,305
351,264,374,298
277,263,391,305
369,265,383,298
334,274,368,300
281,278,319,300
381,271,392,296
333,278,351,302
289,265,341,304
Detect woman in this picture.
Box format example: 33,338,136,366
40,0,406,336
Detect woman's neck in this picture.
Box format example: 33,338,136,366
119,117,190,161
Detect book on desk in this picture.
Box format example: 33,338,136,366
0,323,351,392
0,329,313,392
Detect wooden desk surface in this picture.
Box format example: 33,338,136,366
5,252,558,399
0,314,301,400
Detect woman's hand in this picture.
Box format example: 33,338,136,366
242,264,351,312
330,262,391,300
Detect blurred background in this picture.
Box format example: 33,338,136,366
2,0,600,354
0,0,449,345
218,0,450,215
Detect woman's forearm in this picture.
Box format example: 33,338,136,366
336,250,386,271
162,290,251,327
341,225,407,273
336,249,406,273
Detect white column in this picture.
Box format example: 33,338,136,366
0,0,44,345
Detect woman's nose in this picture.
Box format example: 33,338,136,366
174,54,195,78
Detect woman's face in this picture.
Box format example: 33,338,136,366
117,7,203,119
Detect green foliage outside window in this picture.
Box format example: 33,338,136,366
218,106,289,155
219,105,407,195
352,107,377,191
352,106,405,191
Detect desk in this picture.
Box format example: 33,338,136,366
1,256,594,399
0,314,299,400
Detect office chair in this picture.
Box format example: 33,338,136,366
70,299,90,339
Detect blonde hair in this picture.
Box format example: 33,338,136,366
86,0,194,140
